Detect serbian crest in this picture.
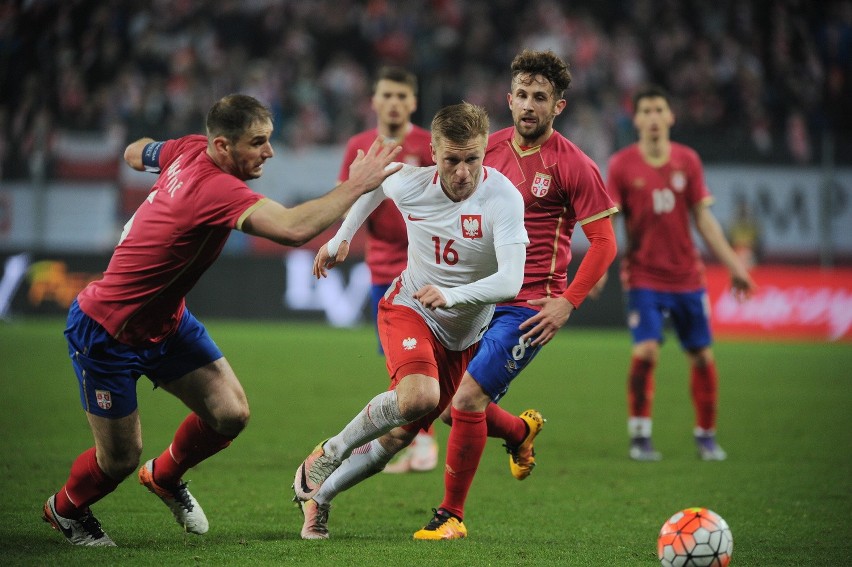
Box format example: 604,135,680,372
531,172,552,197
461,215,483,239
670,171,687,192
95,389,112,410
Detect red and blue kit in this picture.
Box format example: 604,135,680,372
77,135,266,346
606,142,712,292
484,127,617,308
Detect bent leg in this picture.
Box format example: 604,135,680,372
325,373,437,462
316,427,418,504
153,357,248,486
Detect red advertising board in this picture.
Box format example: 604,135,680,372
706,265,852,342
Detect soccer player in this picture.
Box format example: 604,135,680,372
293,102,528,539
41,94,402,546
603,84,756,462
412,49,619,540
337,66,438,474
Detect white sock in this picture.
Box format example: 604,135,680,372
325,390,406,460
628,417,653,438
694,426,716,437
315,439,393,505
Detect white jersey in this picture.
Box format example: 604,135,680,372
329,163,528,350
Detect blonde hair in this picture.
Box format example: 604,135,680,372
430,102,490,146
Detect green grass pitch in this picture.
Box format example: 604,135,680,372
1,319,850,566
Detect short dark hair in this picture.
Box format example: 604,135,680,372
510,49,572,99
431,102,489,146
374,66,418,95
206,94,272,142
632,85,671,114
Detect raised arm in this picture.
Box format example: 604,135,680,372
242,139,402,247
313,184,388,278
123,137,157,171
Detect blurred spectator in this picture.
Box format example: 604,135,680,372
1,0,850,182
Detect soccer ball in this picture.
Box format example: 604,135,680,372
657,507,733,567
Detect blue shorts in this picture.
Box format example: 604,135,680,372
466,306,544,403
64,299,223,418
626,288,712,351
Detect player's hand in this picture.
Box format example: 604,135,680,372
520,296,575,347
347,138,403,195
730,270,757,302
413,285,447,310
312,240,350,279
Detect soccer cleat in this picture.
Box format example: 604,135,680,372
384,432,439,473
504,409,545,480
696,434,728,461
42,494,116,546
293,439,341,501
413,508,467,540
629,437,662,461
410,432,439,472
382,445,414,474
139,459,209,534
298,498,331,540
411,432,438,472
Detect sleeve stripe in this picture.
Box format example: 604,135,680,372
578,206,620,225
236,198,268,230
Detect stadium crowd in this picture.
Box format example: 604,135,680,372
1,0,850,181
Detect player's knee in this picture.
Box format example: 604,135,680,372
688,347,714,368
400,396,438,421
99,444,142,480
634,340,659,361
451,375,491,412
397,375,440,420
214,405,250,438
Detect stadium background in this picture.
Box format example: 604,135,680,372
1,0,850,341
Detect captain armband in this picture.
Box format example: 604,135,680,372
142,141,166,173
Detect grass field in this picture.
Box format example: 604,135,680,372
0,318,850,566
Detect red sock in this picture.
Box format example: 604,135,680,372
153,413,234,487
55,447,120,518
484,402,527,446
628,356,655,418
691,361,718,430
439,407,486,520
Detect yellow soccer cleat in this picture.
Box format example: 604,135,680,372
505,409,545,480
413,508,467,540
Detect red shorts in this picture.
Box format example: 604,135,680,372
377,298,476,432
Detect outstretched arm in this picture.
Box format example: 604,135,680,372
242,139,402,247
312,184,387,278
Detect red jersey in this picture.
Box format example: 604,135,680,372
485,127,617,308
338,126,432,284
605,142,713,292
77,135,266,346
